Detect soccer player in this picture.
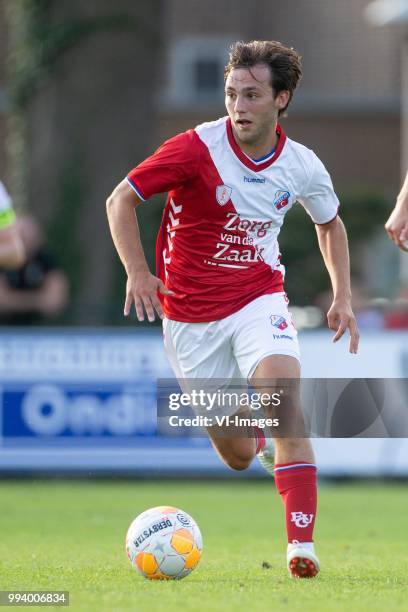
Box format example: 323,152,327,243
106,40,359,578
0,180,25,268
385,170,408,251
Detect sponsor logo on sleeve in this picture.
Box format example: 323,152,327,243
273,189,291,211
216,184,233,206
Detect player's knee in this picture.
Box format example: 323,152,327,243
211,438,255,470
227,458,251,471
224,452,253,471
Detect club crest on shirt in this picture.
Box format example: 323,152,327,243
273,189,290,212
270,315,288,330
216,184,232,206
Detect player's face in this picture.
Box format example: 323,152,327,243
225,64,289,151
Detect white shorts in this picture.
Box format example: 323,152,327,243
163,292,300,384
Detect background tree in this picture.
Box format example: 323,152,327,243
5,0,163,324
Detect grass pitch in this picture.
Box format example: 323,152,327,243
0,479,407,612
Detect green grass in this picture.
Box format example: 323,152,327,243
0,480,407,612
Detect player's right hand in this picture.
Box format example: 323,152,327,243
124,271,174,322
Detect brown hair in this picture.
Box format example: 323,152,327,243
224,40,303,116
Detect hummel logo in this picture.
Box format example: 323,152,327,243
244,176,266,184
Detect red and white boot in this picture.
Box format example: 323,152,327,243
287,541,320,578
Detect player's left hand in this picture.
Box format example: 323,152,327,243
385,208,408,252
326,299,359,354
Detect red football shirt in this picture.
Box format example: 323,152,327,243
127,117,338,322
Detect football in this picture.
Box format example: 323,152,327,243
125,505,203,580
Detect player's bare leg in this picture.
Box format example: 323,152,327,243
251,355,320,578
204,355,311,471
250,354,313,464
206,408,257,471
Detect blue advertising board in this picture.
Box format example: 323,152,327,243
0,329,235,474
1,329,408,476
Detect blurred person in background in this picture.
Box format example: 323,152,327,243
385,170,408,251
0,180,25,268
0,214,69,325
384,285,408,329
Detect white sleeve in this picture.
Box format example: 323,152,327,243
0,181,12,212
297,152,339,224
